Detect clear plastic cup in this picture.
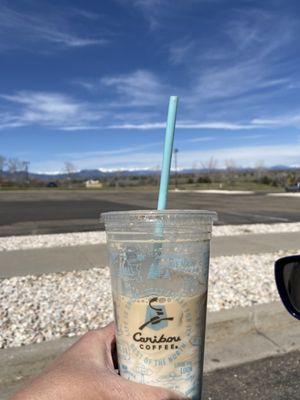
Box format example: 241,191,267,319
102,210,217,399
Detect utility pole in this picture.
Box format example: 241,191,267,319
174,148,179,190
23,161,30,183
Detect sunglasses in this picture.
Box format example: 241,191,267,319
275,255,300,320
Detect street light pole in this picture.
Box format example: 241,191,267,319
174,148,179,190
23,161,30,183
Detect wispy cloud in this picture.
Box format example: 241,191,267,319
0,112,25,129
97,10,296,121
0,1,107,51
0,91,103,130
124,0,197,31
65,6,298,128
57,141,163,159
185,133,267,143
160,8,296,119
168,39,195,64
229,134,267,140
101,70,169,107
185,136,215,143
193,63,290,101
226,9,293,56
34,143,300,173
107,121,259,130
2,88,300,133
128,0,164,30
71,79,99,93
252,113,300,128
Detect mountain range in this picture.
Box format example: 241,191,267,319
1,165,298,182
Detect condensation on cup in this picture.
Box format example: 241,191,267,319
102,210,217,399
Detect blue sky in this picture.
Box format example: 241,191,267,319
1,0,300,172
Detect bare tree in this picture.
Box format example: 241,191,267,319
225,159,237,184
64,161,76,175
0,155,6,179
254,160,265,181
63,161,77,188
8,158,21,173
201,156,218,171
7,158,24,181
201,156,218,182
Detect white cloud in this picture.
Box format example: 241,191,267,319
2,88,300,132
193,62,289,101
59,126,100,131
252,113,300,128
0,91,103,130
226,9,293,56
107,121,259,130
0,2,107,51
169,39,194,64
186,136,218,143
198,144,300,168
124,0,197,31
33,143,300,173
101,70,168,107
129,0,164,30
163,9,295,113
57,141,163,159
71,79,99,92
178,122,258,130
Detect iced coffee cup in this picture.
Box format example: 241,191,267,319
102,209,217,399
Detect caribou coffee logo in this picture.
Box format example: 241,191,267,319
132,297,182,351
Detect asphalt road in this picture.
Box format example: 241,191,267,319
0,189,299,236
203,350,300,399
2,351,300,399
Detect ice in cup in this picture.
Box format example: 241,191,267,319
102,210,217,399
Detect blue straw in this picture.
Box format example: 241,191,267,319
157,96,178,210
148,96,178,279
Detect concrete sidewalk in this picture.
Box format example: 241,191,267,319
0,231,299,278
1,301,300,399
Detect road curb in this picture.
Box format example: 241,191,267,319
205,301,300,372
2,232,300,278
1,301,300,397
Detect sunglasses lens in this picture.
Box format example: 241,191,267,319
283,261,300,313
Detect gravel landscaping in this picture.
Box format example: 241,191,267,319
0,222,300,252
1,248,298,349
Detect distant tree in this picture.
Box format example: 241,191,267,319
201,156,218,171
0,155,6,179
201,156,218,182
7,157,25,179
64,161,77,178
63,162,77,189
254,161,265,182
225,159,237,184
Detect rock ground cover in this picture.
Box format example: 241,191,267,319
0,222,300,252
1,248,298,349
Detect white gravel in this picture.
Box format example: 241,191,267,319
0,231,106,252
213,222,300,237
267,193,300,197
1,249,297,349
171,189,255,194
0,268,113,349
0,223,300,252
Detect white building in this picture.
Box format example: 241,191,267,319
85,180,103,189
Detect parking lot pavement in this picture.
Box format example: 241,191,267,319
3,351,299,400
0,190,300,236
203,350,300,399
